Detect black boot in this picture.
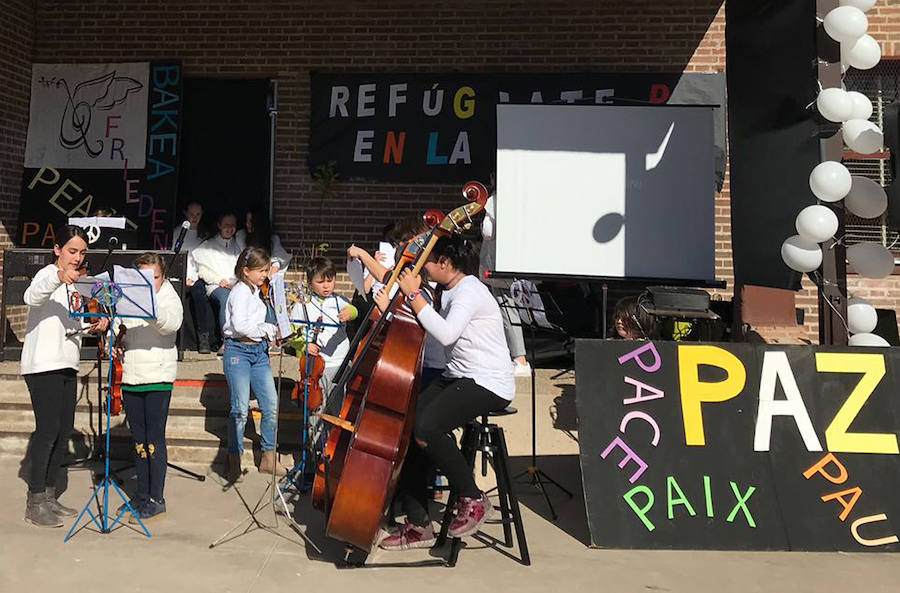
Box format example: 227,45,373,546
197,332,211,354
25,491,63,528
45,487,78,517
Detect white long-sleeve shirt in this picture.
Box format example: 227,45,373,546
415,275,514,400
21,264,84,375
121,280,184,384
223,281,276,342
192,234,240,296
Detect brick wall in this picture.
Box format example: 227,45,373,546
0,0,36,338
8,0,900,343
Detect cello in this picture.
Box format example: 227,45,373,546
312,181,488,552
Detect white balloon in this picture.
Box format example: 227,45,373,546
847,241,895,278
809,161,852,202
824,6,868,43
846,90,873,120
781,235,823,273
848,332,890,347
845,176,887,218
796,205,839,243
844,34,882,70
817,87,854,122
839,0,877,12
842,118,884,154
847,297,878,334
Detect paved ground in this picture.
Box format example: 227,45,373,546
2,368,899,592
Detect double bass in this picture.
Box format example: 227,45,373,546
312,181,488,552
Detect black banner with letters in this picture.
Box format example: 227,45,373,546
576,339,900,551
17,62,181,250
309,72,726,184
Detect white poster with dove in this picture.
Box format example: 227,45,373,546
25,62,149,169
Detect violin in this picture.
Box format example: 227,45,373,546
109,324,126,416
292,315,326,410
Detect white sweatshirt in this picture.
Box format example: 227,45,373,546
416,275,514,400
192,234,240,296
223,281,277,342
21,264,84,375
120,280,184,385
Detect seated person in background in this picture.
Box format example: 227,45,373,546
173,201,211,351
611,295,658,340
236,207,291,274
191,212,240,354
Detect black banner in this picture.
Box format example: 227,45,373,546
576,339,900,551
726,1,819,289
309,72,726,184
17,62,181,250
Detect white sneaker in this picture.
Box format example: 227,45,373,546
514,361,532,377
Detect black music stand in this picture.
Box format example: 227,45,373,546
496,279,574,520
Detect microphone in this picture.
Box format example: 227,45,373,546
98,235,118,274
172,220,191,255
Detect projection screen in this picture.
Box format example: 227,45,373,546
495,104,716,283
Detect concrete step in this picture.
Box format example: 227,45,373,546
0,431,302,471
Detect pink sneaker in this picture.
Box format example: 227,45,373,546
448,492,494,537
378,519,436,550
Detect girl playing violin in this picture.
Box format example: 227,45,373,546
21,225,109,527
116,253,184,523
374,234,514,549
223,246,281,482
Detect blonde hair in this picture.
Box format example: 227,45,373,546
234,246,270,287
132,252,167,277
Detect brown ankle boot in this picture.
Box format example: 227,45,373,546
227,454,243,483
258,450,277,474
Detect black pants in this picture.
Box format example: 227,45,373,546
400,376,509,525
24,369,77,494
122,389,172,502
189,280,216,340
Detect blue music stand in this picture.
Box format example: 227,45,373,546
63,268,156,542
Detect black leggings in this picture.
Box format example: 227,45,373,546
122,389,172,502
24,369,77,494
399,376,509,526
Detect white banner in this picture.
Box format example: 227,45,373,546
25,62,149,169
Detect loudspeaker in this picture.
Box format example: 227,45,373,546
873,309,900,347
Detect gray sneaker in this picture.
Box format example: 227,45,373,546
45,487,78,517
25,491,63,528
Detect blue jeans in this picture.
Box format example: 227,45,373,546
223,339,278,454
209,287,231,332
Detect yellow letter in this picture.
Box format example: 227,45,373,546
816,352,899,454
678,345,746,446
453,86,475,119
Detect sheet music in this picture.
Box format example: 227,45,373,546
346,257,366,296
510,279,554,329
71,272,110,299
68,216,127,229
271,270,293,339
112,266,156,318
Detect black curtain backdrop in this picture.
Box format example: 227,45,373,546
177,78,271,235
726,0,821,290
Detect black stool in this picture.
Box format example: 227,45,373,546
436,406,530,566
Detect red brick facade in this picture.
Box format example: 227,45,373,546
2,1,899,343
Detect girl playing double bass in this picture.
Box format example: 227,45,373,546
374,234,514,549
